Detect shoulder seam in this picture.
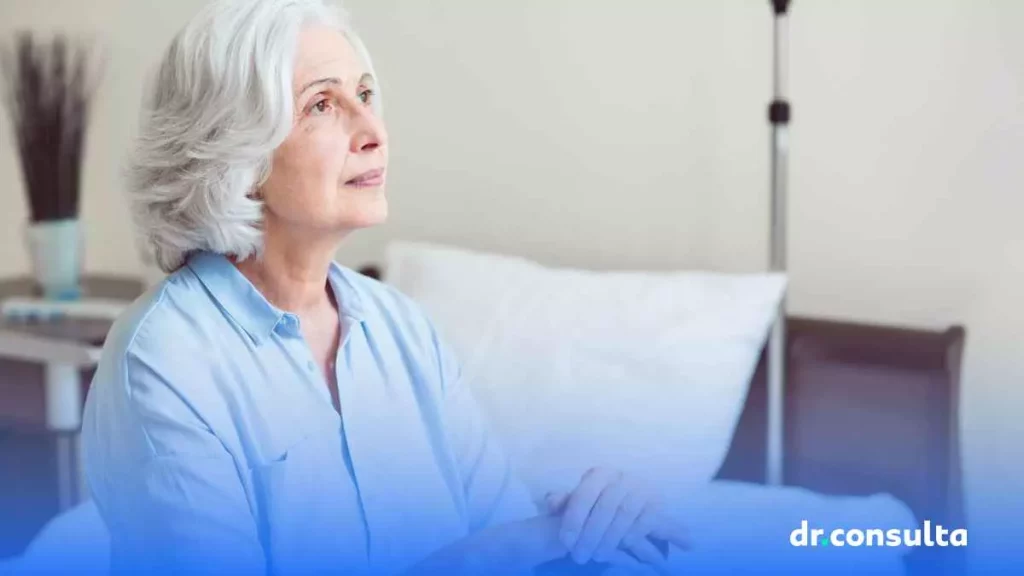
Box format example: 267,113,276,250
122,281,172,360
119,282,172,457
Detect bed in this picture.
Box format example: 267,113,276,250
364,241,967,576
1,244,965,576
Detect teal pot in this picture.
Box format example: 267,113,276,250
26,218,83,300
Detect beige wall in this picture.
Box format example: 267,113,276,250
1,0,1021,567
0,0,197,277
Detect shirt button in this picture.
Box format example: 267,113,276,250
307,361,316,371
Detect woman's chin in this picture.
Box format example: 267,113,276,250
340,192,389,228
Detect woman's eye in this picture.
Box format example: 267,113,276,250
310,98,331,114
358,89,375,105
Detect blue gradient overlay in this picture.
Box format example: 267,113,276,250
5,466,1022,575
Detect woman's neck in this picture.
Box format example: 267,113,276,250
234,233,341,314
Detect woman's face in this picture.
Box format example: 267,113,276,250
259,25,389,238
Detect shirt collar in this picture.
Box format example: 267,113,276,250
186,251,368,345
328,260,368,322
187,251,285,345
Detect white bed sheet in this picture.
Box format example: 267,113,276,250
6,482,913,576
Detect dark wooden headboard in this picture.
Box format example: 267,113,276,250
358,265,967,576
718,317,966,576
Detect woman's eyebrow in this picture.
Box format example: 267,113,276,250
298,73,375,96
298,77,342,95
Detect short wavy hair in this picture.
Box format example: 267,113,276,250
129,0,381,272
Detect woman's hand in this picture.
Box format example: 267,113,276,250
546,467,690,573
407,514,567,576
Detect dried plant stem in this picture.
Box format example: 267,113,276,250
1,32,102,223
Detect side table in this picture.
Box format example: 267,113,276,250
0,275,143,558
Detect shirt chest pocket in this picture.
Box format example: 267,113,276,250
247,427,371,576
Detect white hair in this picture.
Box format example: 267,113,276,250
129,0,380,272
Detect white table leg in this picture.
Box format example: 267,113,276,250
44,363,83,510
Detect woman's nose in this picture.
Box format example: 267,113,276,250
350,109,387,153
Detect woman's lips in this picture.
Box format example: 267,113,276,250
345,168,385,188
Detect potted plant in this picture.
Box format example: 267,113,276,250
1,33,102,300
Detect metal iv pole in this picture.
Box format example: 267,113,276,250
766,0,791,487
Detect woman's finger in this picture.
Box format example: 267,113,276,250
592,491,646,563
621,533,671,575
559,467,620,550
544,490,571,515
602,549,656,575
570,479,630,564
622,504,657,544
648,515,692,551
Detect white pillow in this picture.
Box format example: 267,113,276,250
385,241,786,501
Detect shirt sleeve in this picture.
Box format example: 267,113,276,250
83,345,265,576
433,330,539,532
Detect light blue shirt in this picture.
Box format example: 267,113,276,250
82,251,537,576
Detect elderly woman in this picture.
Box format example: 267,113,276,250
82,1,686,575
